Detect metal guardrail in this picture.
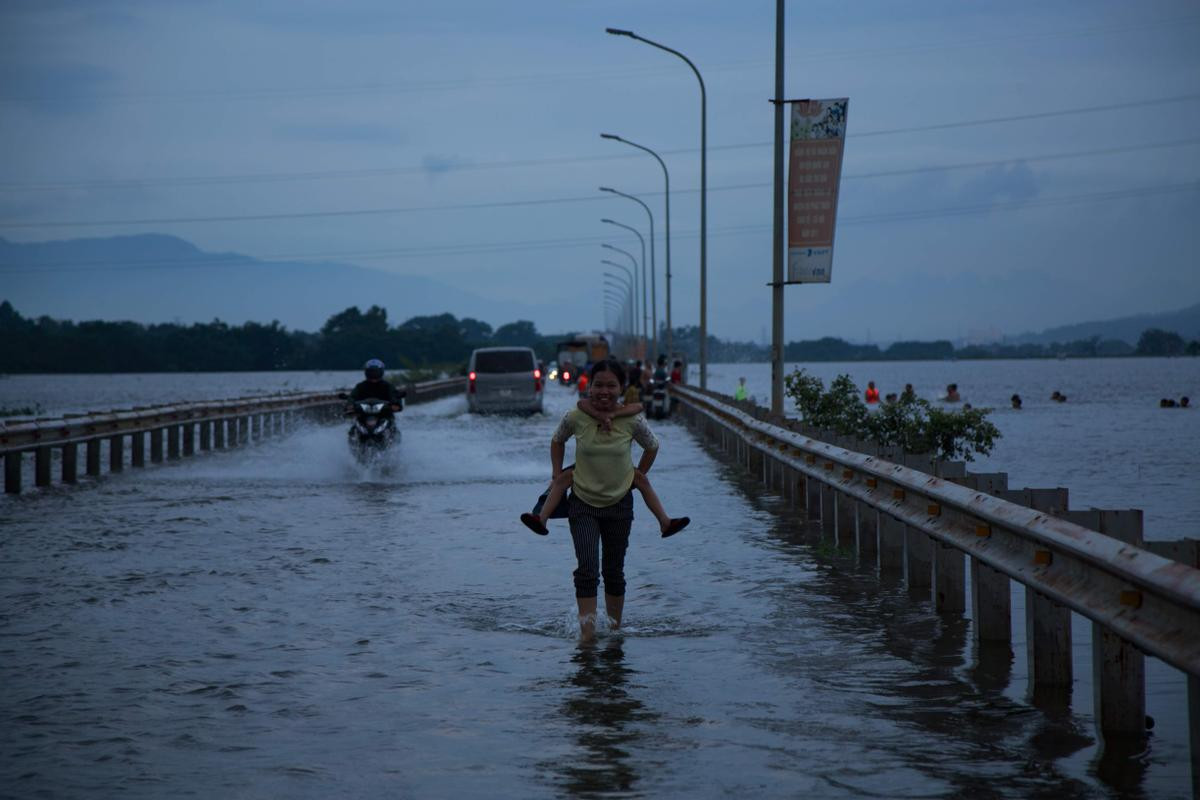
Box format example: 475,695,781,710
1,377,467,493
0,391,336,454
670,383,1200,677
671,382,1200,784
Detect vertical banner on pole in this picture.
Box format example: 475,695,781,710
787,98,848,283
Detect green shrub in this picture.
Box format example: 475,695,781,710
784,369,1000,461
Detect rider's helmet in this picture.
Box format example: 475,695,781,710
364,358,385,380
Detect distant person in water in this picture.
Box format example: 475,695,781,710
943,384,961,403
1161,397,1178,408
734,377,748,402
884,392,898,404
1182,396,1191,408
1051,391,1067,403
1011,394,1022,409
865,381,880,404
900,384,916,403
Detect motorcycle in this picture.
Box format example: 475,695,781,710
647,379,670,420
338,393,402,462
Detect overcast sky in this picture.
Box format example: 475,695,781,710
2,0,1199,342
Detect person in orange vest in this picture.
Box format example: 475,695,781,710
865,381,880,404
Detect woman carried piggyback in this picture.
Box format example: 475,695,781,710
520,366,688,539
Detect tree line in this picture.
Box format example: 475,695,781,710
0,302,563,373
1,301,1195,374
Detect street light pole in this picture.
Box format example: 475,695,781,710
600,133,670,361
600,217,647,354
604,293,628,339
601,243,641,352
606,28,706,388
604,275,634,346
599,186,655,362
603,265,636,349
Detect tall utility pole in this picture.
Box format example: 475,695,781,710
770,0,786,414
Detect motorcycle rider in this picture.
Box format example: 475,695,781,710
349,358,404,413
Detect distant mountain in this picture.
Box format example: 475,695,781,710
0,233,544,330
1006,302,1200,346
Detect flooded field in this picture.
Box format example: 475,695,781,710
0,381,1193,798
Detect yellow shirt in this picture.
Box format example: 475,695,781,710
552,409,658,508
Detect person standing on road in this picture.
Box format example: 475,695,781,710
547,358,669,642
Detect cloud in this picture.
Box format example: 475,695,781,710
955,161,1039,207
274,122,409,145
0,61,117,114
420,154,471,179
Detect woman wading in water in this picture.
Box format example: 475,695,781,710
545,359,682,641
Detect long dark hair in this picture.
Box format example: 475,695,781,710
588,358,627,388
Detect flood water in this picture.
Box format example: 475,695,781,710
0,367,1195,798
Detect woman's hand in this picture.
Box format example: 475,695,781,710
598,414,614,432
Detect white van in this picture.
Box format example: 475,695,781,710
467,347,544,414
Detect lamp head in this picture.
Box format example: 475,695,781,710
601,218,615,224
605,28,634,37
601,243,615,251
600,133,620,141
599,186,615,194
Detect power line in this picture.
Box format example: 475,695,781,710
4,14,1195,107
3,92,1197,193
3,135,1197,231
4,180,1195,274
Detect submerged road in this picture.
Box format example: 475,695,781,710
0,386,1191,798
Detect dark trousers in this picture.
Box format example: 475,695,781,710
568,492,634,598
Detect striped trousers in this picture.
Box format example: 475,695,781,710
567,492,634,598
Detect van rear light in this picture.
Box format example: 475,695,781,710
468,371,476,393
533,368,542,392
563,371,570,381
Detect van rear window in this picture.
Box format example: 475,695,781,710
474,350,534,373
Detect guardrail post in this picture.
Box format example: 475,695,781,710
199,420,212,450
131,431,145,467
182,423,195,456
86,439,101,476
879,514,905,571
109,434,124,472
150,428,164,463
819,478,836,537
1061,509,1147,747
835,487,856,550
4,451,19,493
1189,674,1199,800
35,445,52,487
856,501,878,563
905,526,933,594
934,539,965,613
167,426,181,460
252,414,263,440
1003,488,1073,698
213,419,225,448
62,443,78,484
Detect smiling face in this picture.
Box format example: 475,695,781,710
588,369,622,412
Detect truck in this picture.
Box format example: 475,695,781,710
555,333,609,385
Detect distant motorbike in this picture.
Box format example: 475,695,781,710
648,379,670,420
339,393,402,462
